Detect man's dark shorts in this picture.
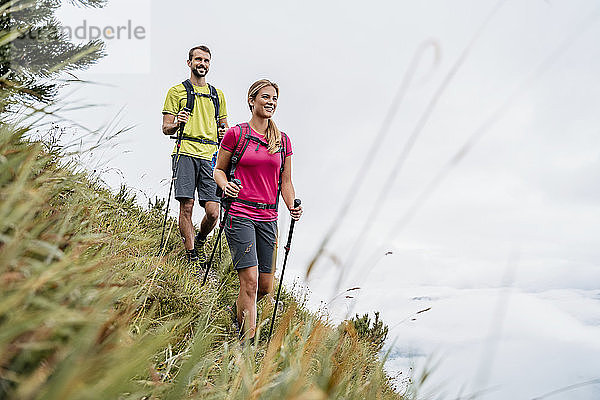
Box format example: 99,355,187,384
224,215,278,273
172,154,220,206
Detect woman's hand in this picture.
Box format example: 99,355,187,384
289,204,303,221
223,180,242,198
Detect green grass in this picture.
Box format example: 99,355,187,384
0,124,409,399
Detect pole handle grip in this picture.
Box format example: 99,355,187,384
179,107,191,125
293,199,301,208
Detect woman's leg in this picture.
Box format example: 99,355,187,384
225,216,259,340
255,220,278,302
257,272,274,302
237,266,258,340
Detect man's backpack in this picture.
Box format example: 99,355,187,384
174,79,220,146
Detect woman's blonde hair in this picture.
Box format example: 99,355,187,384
248,79,281,154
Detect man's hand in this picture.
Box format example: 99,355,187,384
177,110,190,125
218,123,227,140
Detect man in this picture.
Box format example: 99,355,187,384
162,45,228,267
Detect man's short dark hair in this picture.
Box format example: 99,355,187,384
189,45,211,60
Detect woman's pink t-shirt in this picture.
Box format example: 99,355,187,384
221,124,293,221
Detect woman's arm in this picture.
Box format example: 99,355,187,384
213,148,241,198
280,156,303,220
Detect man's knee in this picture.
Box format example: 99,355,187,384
204,201,219,223
205,206,219,223
179,199,194,217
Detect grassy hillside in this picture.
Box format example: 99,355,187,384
0,125,410,399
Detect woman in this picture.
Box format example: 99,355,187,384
213,79,302,342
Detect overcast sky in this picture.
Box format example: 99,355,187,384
53,0,600,398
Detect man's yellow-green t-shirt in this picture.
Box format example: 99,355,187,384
162,83,227,160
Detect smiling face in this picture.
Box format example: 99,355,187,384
187,49,210,78
249,85,278,119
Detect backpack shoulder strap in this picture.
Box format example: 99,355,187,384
229,123,252,179
181,79,195,112
207,83,220,126
279,132,287,172
280,131,288,153
275,131,289,208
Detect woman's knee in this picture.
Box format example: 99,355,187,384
257,274,274,299
240,276,258,297
257,283,272,299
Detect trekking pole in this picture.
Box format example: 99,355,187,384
158,108,189,256
216,123,225,266
218,205,222,264
202,178,241,286
267,198,301,344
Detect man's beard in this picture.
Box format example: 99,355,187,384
192,67,207,78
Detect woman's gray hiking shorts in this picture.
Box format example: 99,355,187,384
224,215,277,273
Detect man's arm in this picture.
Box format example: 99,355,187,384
218,117,229,140
216,88,229,140
162,110,190,136
162,86,190,136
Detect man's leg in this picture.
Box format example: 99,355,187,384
195,158,221,247
172,155,197,255
196,200,220,243
178,198,195,250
